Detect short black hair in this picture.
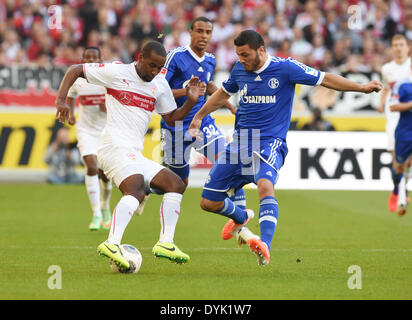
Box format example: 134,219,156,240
190,16,212,30
141,40,167,58
234,30,265,50
83,46,101,58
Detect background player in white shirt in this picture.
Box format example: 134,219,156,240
378,34,412,212
66,47,113,231
55,41,201,271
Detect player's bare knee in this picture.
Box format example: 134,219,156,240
171,177,186,194
200,198,211,211
119,175,146,202
200,198,222,212
396,168,404,175
393,162,405,175
183,178,189,188
257,179,275,199
126,189,145,203
86,166,98,176
159,176,186,194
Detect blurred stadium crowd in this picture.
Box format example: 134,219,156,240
1,0,412,73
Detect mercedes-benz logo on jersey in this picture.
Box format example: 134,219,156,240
268,78,279,89
119,92,131,104
239,84,248,103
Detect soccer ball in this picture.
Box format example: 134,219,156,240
110,244,142,274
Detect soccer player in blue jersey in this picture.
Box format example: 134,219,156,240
388,76,412,216
189,30,382,265
141,17,247,214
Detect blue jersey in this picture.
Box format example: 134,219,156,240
222,56,324,141
161,46,216,130
390,78,412,142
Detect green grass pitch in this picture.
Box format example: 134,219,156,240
0,184,411,300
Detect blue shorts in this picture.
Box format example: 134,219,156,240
202,137,288,201
395,139,412,164
161,117,226,180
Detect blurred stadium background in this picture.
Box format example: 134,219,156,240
0,0,411,189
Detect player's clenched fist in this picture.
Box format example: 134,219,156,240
188,117,202,139
361,80,383,93
68,110,76,125
55,99,71,124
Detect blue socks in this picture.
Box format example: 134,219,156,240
392,168,403,195
230,188,246,210
259,196,278,251
217,198,248,224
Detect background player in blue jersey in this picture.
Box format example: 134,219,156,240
388,77,412,216
142,17,247,215
189,30,382,266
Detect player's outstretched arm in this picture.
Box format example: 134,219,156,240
321,73,382,93
55,64,85,123
189,88,231,138
390,101,412,112
162,77,201,126
207,81,237,114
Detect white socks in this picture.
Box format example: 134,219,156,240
85,175,101,218
404,166,411,185
159,193,183,243
398,177,407,207
106,192,183,245
108,195,139,245
100,179,112,212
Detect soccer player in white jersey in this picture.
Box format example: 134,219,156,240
66,47,113,231
55,41,201,270
378,34,411,213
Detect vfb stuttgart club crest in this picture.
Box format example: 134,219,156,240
268,78,279,89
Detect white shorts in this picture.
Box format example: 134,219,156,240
76,130,101,157
385,112,400,151
386,121,397,152
97,145,165,187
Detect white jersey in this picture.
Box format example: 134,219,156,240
67,77,107,135
381,58,411,122
83,62,177,151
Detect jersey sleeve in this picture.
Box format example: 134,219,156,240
286,58,325,86
154,76,178,115
221,68,239,95
83,63,116,88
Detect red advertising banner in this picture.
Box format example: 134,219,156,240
0,66,65,107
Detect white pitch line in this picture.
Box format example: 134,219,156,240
5,246,412,252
